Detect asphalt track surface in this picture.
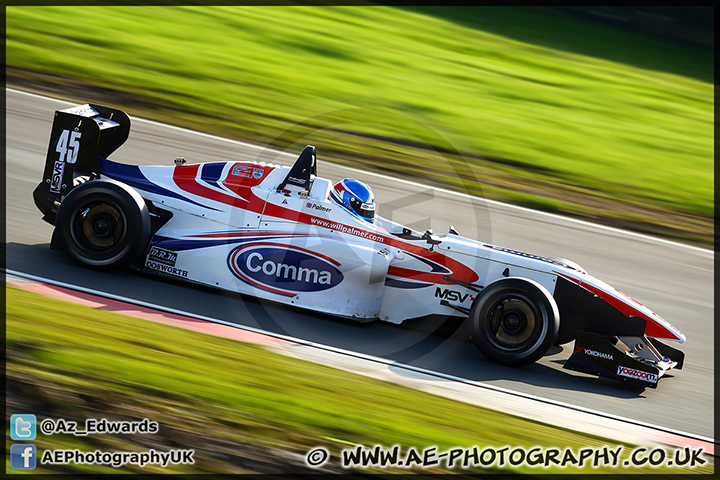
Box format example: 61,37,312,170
6,88,714,440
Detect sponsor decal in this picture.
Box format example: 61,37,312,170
50,161,65,193
305,202,332,213
434,287,473,303
93,117,120,130
145,261,189,278
252,168,264,179
232,166,254,178
61,104,99,117
228,244,343,296
148,246,178,266
617,366,658,384
580,348,614,361
282,199,288,205
288,176,306,185
309,217,386,244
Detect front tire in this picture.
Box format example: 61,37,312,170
469,277,559,366
55,179,150,269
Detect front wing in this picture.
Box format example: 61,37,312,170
563,331,685,389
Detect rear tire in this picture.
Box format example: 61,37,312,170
55,179,150,269
469,277,559,366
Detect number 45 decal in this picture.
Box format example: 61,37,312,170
56,129,82,164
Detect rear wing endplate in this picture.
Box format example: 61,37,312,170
34,104,130,223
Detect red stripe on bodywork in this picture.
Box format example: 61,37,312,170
187,232,304,239
554,270,680,341
261,201,480,285
167,179,480,289
173,164,265,211
223,163,270,189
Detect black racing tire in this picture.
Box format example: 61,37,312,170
55,179,150,269
469,277,560,366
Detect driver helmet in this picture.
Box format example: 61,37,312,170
330,178,376,223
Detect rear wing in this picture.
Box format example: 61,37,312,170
33,103,130,224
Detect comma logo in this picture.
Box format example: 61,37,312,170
228,244,343,296
245,252,333,284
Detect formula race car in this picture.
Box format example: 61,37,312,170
33,103,686,388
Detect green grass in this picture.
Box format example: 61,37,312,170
6,285,713,474
5,6,713,245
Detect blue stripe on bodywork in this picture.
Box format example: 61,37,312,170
149,234,298,252
150,236,242,251
99,158,220,211
200,163,225,189
384,277,430,289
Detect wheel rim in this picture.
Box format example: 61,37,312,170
484,295,541,351
70,201,127,256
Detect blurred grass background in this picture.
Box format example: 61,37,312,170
8,285,712,474
5,6,713,245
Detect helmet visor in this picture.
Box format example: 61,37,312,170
350,197,375,219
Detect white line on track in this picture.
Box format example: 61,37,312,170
6,268,713,446
8,88,712,257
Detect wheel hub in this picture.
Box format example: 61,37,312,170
78,203,125,248
488,297,537,350
92,216,112,236
501,312,525,333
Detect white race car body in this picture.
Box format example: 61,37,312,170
99,156,684,341
33,103,686,388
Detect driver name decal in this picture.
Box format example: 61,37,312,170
228,244,343,297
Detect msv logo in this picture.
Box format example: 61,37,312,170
228,244,343,297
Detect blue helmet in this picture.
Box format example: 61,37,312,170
330,178,375,223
